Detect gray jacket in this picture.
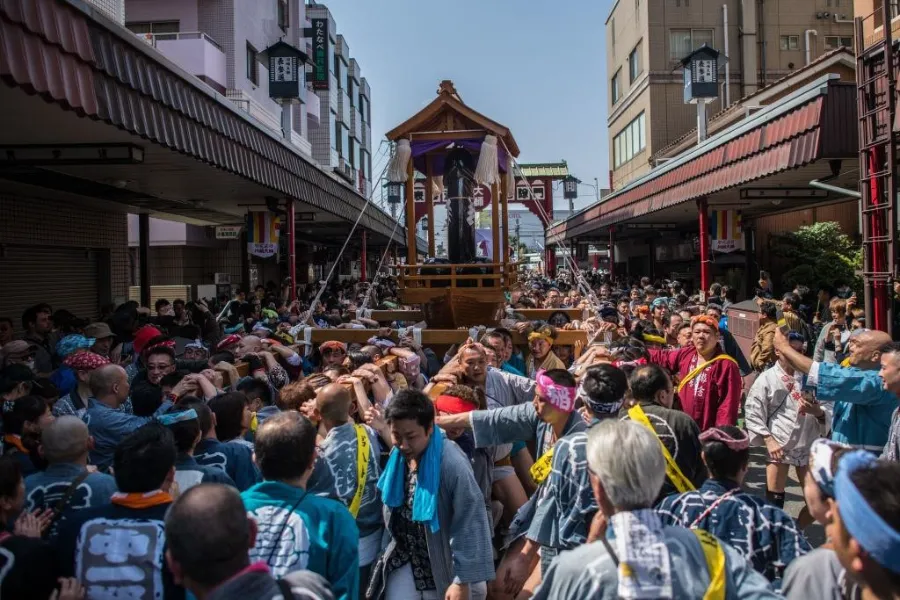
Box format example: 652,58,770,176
371,440,495,597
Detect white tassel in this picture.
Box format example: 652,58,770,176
474,135,500,186
387,139,412,182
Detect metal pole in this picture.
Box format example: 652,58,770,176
724,4,731,107
594,177,601,202
287,199,296,302
361,230,368,282
697,101,708,143
609,226,616,280
139,213,150,308
698,198,711,294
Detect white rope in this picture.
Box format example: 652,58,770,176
498,139,604,321
303,155,393,324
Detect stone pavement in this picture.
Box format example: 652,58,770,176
744,447,826,547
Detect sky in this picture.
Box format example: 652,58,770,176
329,0,611,212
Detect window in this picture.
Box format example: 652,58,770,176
824,35,853,50
347,77,356,107
246,43,258,85
669,29,714,60
628,43,642,83
779,35,800,50
333,114,341,154
333,51,341,79
611,70,621,104
613,112,646,168
826,0,840,6
348,138,356,167
277,0,289,31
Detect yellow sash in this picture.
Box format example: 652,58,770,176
676,355,739,394
627,405,695,493
840,357,851,367
529,447,554,485
693,529,726,600
349,424,370,518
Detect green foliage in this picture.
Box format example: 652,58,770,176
769,222,862,291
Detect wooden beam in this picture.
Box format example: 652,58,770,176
251,328,587,346
348,309,425,322
409,130,488,142
501,171,509,266
514,308,585,321
426,155,435,256
491,180,500,267
405,156,416,266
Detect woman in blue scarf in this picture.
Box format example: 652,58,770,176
368,389,495,600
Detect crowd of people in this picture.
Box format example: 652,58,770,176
0,270,898,600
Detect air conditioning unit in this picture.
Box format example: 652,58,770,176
214,273,231,285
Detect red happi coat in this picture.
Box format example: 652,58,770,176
649,346,743,431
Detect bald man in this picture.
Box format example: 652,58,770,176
774,327,898,450
84,364,174,470
307,384,384,587
24,416,117,534
165,483,334,600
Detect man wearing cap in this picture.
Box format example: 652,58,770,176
648,315,743,431
51,334,96,397
83,323,115,359
0,340,38,370
54,352,110,418
774,327,897,451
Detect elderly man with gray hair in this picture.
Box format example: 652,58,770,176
24,416,117,535
532,420,780,600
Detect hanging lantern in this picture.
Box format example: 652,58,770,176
421,215,430,231
681,44,720,104
264,41,309,100
386,182,402,204
563,175,579,200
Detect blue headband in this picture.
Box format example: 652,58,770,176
158,409,198,426
834,450,900,573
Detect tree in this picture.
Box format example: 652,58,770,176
768,221,862,292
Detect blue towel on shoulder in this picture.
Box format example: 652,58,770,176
377,426,443,532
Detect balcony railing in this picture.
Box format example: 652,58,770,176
136,31,223,51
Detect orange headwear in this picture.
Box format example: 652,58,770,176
691,315,720,331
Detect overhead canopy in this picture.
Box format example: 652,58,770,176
386,80,521,159
0,0,420,252
547,75,856,244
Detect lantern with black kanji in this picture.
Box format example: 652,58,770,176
563,175,579,201
265,41,308,100
681,45,720,104
386,182,402,205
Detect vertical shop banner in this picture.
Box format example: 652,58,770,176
311,18,329,90
710,209,744,253
247,212,282,258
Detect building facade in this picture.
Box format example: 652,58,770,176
306,3,374,199
607,0,854,189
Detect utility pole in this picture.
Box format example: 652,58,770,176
594,177,601,202
515,215,521,256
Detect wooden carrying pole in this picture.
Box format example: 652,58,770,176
405,157,416,266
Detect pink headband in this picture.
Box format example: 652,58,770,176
699,427,750,451
535,369,577,413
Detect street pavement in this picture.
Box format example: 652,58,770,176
744,447,826,547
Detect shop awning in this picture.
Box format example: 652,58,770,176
547,75,856,244
0,0,423,252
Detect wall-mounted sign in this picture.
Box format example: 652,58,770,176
266,41,307,99
216,226,242,240
311,18,329,90
246,212,282,258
